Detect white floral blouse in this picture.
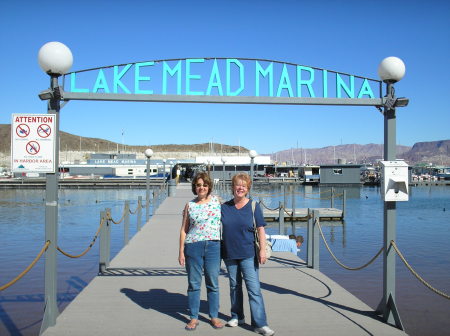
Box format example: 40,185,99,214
185,195,221,243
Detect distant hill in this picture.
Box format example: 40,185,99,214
267,140,450,165
1,124,448,165
266,144,411,165
401,140,450,165
0,124,246,154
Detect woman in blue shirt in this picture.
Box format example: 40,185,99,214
221,173,275,336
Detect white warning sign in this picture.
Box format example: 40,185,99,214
11,114,56,173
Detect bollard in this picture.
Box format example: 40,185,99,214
124,201,130,245
312,210,320,270
99,210,107,273
291,188,296,235
278,201,284,235
106,208,111,267
307,208,313,267
150,190,155,217
168,179,176,196
100,208,111,271
342,189,346,219
330,187,334,208
137,196,142,231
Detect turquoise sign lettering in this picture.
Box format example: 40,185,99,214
65,58,381,100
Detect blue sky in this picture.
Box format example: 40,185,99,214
0,0,449,154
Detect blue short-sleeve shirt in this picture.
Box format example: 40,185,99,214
221,199,266,260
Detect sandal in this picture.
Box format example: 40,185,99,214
185,319,199,331
210,318,224,329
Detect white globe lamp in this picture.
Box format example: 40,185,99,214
144,148,153,158
38,42,73,76
378,56,405,83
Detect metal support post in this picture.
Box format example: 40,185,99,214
377,82,404,330
137,196,142,230
124,201,130,245
40,75,60,334
105,208,111,267
278,201,284,235
307,208,313,267
99,210,107,273
250,157,254,198
342,190,346,219
312,210,320,270
146,157,150,222
291,188,296,235
330,187,334,208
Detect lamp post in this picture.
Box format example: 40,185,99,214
221,157,227,186
144,148,153,222
249,150,257,197
168,160,176,196
377,56,408,330
37,41,73,333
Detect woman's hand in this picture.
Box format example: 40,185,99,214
179,251,185,266
259,248,267,264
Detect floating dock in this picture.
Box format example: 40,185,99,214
41,183,405,336
263,208,343,221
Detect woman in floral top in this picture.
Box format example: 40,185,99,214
178,172,223,330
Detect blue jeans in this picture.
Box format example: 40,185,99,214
184,240,221,319
224,257,268,328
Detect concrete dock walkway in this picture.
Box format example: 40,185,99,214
42,183,407,336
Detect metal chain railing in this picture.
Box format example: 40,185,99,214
57,216,106,259
0,241,50,291
316,218,383,270
391,240,450,300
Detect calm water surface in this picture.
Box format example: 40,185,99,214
0,185,449,336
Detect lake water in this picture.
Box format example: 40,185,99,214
1,185,449,336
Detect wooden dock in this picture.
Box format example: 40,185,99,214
263,208,343,221
41,183,406,336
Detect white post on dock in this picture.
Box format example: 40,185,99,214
307,208,313,267
144,148,153,223
249,149,257,198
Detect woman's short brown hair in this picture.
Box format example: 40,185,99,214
231,173,252,193
191,172,213,196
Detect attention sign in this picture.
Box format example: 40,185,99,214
11,114,56,173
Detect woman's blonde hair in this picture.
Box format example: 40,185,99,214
231,173,252,192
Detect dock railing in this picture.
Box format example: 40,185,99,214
216,182,450,313
0,183,167,335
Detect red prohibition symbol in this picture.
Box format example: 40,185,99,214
16,124,30,138
37,124,51,138
26,141,40,155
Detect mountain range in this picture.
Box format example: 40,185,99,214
267,141,450,166
1,124,449,166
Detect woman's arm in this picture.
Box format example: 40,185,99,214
178,203,189,266
254,202,268,264
257,226,268,264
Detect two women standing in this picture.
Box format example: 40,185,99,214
179,172,275,336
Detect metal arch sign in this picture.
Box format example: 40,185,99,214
62,58,384,106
